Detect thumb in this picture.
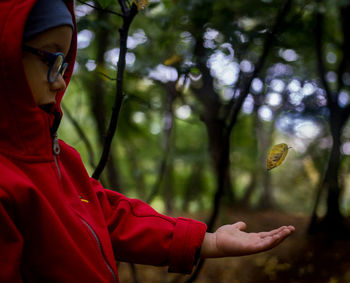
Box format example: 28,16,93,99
232,221,247,231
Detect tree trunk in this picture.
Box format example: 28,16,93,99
204,121,232,229
322,117,344,232
310,2,350,238
309,109,349,238
191,33,235,210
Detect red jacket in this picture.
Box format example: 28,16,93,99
0,1,207,282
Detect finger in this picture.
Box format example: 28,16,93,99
259,226,294,238
287,225,296,232
256,229,293,251
258,226,286,238
265,227,294,246
270,232,290,247
232,221,247,231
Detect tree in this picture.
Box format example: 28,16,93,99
309,0,350,237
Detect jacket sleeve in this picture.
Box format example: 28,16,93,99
91,178,207,274
0,188,23,283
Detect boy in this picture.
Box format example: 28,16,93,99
0,0,294,282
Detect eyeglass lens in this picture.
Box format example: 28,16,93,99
49,55,65,82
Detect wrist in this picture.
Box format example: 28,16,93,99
199,232,217,258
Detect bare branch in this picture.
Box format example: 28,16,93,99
227,0,293,134
98,71,117,81
76,0,124,17
314,3,335,107
118,0,129,15
336,5,350,94
61,103,96,169
92,3,138,180
147,82,177,203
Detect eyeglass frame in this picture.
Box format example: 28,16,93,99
22,45,68,83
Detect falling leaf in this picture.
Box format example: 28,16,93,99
133,0,149,10
267,143,291,171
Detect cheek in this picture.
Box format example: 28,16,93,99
22,58,48,103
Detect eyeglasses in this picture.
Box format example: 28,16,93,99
23,45,68,83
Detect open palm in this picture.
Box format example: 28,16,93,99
201,222,295,258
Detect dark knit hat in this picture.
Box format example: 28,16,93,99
23,0,74,40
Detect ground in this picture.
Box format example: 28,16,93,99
117,210,350,283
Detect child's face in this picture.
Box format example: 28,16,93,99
22,26,72,106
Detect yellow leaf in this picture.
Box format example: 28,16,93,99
164,54,183,66
133,0,149,10
266,143,291,171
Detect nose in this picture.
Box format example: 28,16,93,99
50,74,67,93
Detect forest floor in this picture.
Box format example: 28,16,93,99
117,209,350,283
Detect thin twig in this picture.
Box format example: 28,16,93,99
98,71,117,81
92,3,138,180
129,263,139,283
76,0,124,17
314,2,334,106
118,0,129,15
227,0,293,134
184,258,205,283
337,5,350,115
146,82,177,203
62,103,96,169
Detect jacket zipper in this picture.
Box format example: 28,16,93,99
80,218,118,283
52,132,117,282
52,133,62,179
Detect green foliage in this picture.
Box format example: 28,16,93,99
95,0,115,8
60,0,350,217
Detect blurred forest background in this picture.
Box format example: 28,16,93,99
60,0,350,281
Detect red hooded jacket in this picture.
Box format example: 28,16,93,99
0,1,207,282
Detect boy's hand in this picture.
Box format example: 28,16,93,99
200,222,295,258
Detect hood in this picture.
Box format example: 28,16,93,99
0,0,77,160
